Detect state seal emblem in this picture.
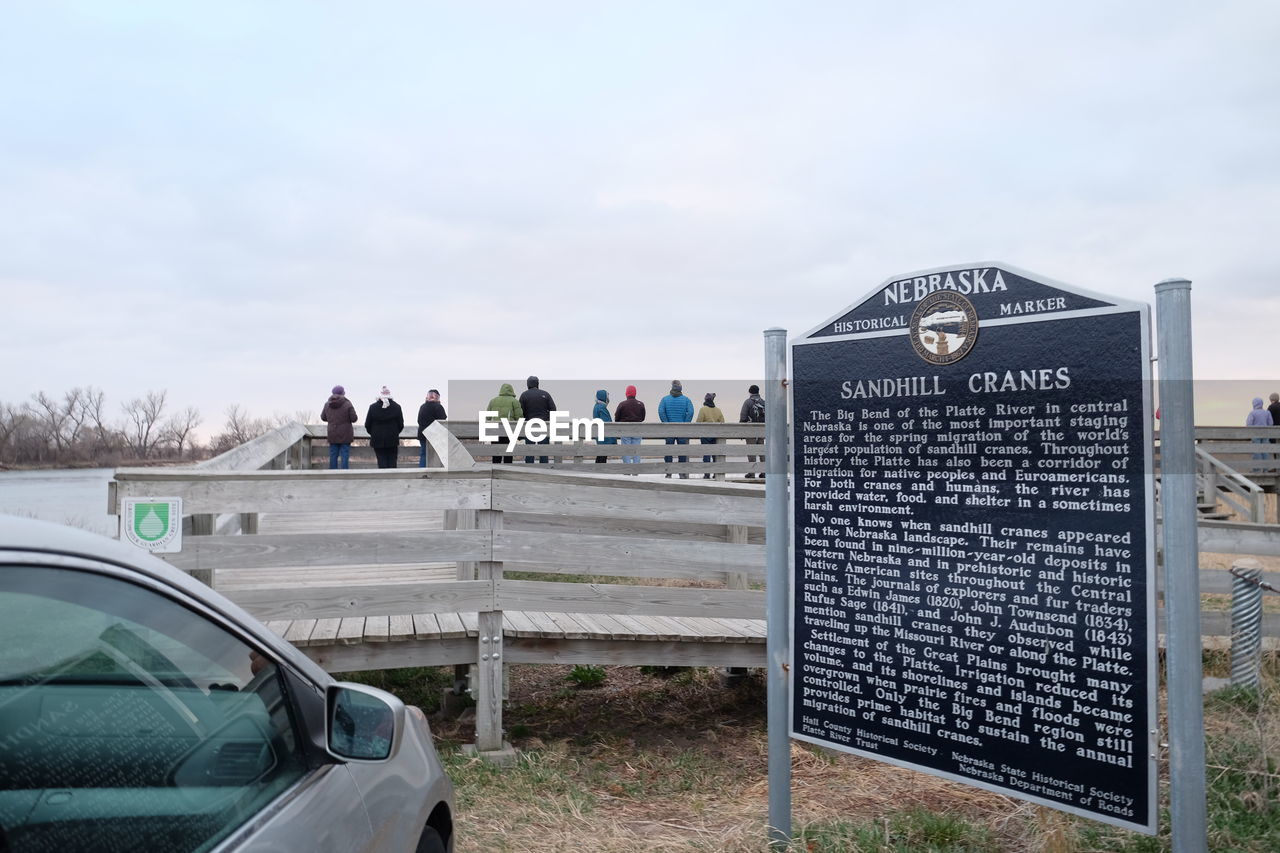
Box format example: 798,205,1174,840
910,291,978,365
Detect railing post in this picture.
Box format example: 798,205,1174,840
187,514,215,587
1156,277,1207,853
1229,559,1263,690
468,506,514,763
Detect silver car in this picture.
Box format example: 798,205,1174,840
0,515,455,852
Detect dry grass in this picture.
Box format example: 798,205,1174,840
411,657,1280,852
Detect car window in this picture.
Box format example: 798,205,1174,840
0,565,310,853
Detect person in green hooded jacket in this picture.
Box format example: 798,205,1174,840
485,383,523,463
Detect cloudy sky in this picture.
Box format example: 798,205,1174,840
3,1,1277,435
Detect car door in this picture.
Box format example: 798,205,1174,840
0,552,376,853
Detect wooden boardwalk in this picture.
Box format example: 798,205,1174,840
109,421,1280,754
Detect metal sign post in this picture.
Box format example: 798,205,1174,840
1154,278,1208,852
764,327,792,847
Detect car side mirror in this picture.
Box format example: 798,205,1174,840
325,683,406,763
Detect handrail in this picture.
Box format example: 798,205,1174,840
198,422,309,472
1195,447,1265,523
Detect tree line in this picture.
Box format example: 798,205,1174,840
0,387,296,468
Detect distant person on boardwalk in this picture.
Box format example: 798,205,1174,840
485,383,522,464
416,389,448,468
366,386,405,469
659,380,694,478
740,384,766,478
519,376,556,465
593,390,617,464
1247,396,1273,467
321,385,358,469
696,392,724,479
1268,393,1280,436
615,384,645,467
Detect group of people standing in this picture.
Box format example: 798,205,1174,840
485,378,766,477
1246,394,1280,463
321,385,447,469
319,378,766,473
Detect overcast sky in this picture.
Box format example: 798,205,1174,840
3,1,1277,436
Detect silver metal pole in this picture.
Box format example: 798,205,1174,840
1155,278,1207,853
764,327,791,847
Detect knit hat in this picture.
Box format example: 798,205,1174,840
332,385,345,395
625,385,637,397
671,380,683,393
704,392,716,405
380,385,391,396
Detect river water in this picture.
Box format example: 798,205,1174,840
0,468,117,535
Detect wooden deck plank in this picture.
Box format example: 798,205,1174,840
364,615,390,643
565,612,614,640
703,616,753,642
412,613,442,640
545,612,591,640
459,611,480,637
388,614,415,642
310,618,343,645
576,612,633,640
668,615,727,642
524,611,565,638
646,615,693,642
608,613,661,640
503,610,541,638
435,612,468,639
336,617,366,645
713,617,767,640
284,619,317,646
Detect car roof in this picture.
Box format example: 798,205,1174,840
0,513,333,686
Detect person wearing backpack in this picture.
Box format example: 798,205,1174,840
739,384,765,478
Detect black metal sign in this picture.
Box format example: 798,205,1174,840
790,263,1157,833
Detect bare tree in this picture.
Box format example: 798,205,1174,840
28,391,72,456
211,404,273,454
121,389,168,459
164,406,202,459
77,387,114,456
0,402,23,464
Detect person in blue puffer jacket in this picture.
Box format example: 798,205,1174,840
593,389,617,463
658,380,695,477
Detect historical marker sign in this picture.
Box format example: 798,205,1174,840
789,263,1157,833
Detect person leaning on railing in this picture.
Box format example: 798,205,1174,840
696,392,724,479
659,380,694,478
615,385,645,469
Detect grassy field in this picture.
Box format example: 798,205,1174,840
343,651,1279,852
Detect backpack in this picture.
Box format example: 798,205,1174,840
746,397,765,423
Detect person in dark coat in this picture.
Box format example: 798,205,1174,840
320,385,358,469
518,375,556,465
366,385,405,469
739,384,766,478
614,384,646,466
416,389,448,468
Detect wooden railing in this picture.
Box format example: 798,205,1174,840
298,421,767,478
110,466,765,751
